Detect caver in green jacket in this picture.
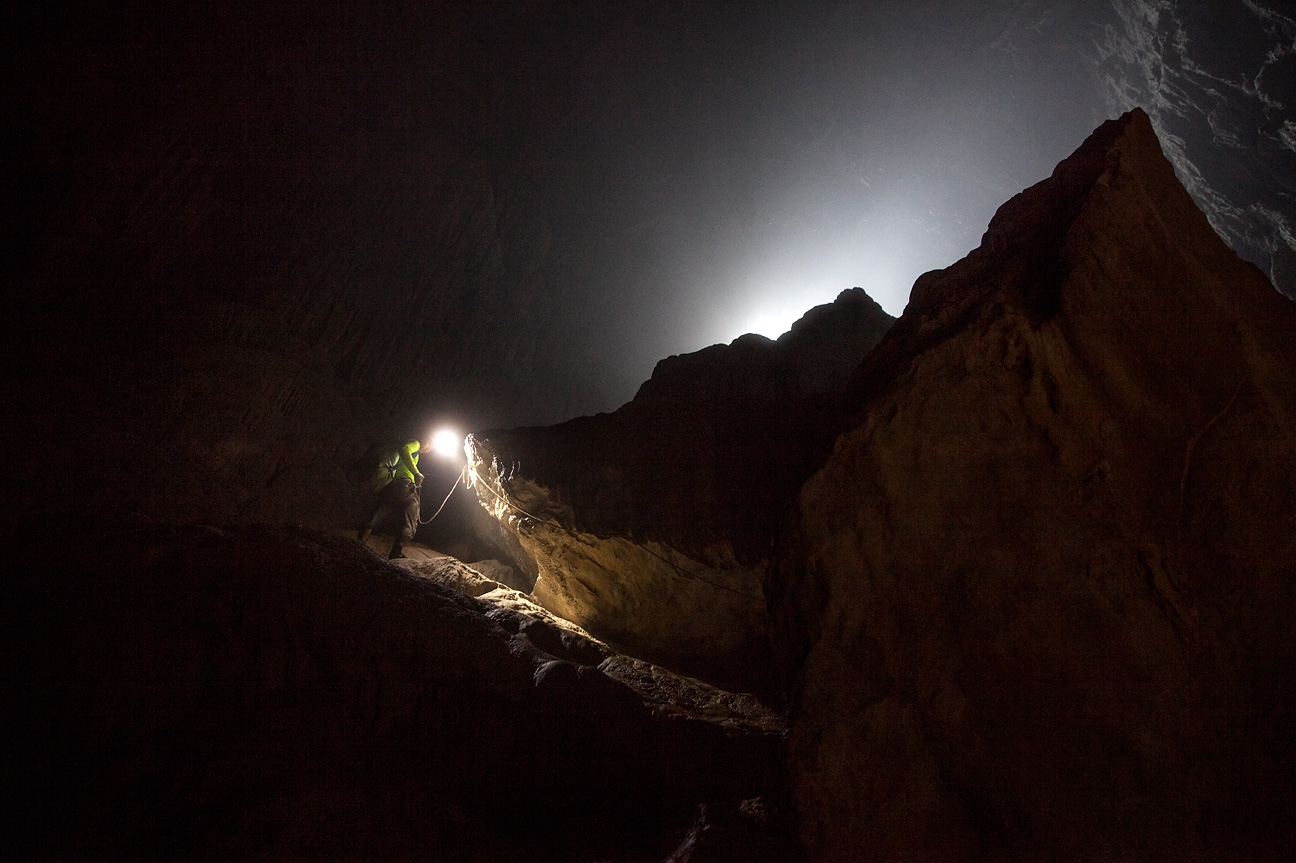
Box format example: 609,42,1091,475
382,440,422,485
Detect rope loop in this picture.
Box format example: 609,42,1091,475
419,465,468,524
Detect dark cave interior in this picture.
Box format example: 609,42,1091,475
7,4,1296,861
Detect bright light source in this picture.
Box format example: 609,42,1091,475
431,429,462,459
739,297,818,340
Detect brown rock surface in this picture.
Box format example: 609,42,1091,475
770,109,1296,861
9,522,793,862
467,290,893,693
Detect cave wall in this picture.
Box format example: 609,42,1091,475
10,2,1294,534
7,6,629,529
770,109,1296,861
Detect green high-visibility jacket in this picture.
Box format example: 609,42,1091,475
382,440,421,484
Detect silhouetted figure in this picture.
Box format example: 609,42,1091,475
358,439,429,559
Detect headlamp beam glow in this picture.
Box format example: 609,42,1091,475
430,428,462,459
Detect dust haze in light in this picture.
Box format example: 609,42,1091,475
581,2,1109,359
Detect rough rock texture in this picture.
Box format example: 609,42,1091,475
8,522,796,862
770,109,1296,861
467,558,534,594
397,555,786,733
468,290,893,693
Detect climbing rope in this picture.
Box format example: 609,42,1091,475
464,462,766,604
418,465,469,525
464,463,561,526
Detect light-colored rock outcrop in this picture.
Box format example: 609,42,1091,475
467,290,893,693
771,108,1296,861
467,445,772,693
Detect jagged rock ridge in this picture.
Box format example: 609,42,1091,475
770,108,1296,861
468,289,893,693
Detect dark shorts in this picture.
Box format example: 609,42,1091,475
367,477,420,542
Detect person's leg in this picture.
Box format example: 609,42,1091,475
357,485,387,545
385,480,419,561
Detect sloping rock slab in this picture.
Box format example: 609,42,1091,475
771,109,1296,861
397,555,784,734
8,522,791,862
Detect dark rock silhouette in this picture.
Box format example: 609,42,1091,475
467,289,893,693
770,108,1296,861
9,523,795,862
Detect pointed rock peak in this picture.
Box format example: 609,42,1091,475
777,287,894,349
777,110,1296,863
979,107,1162,255
635,286,893,404
849,107,1263,406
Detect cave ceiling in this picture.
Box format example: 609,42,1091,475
13,1,1293,428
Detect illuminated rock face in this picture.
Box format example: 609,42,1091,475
469,289,893,693
771,109,1296,861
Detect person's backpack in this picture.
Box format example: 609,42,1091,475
359,443,401,492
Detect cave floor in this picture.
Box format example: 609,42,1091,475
387,547,786,734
